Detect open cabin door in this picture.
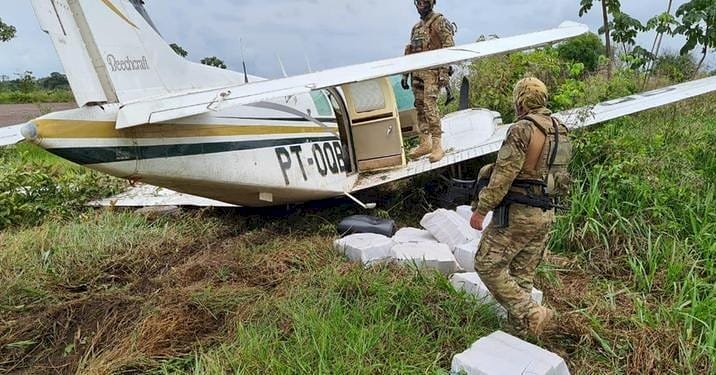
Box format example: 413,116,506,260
341,78,405,172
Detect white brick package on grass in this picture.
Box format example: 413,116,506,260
392,227,439,244
333,233,394,265
453,240,479,271
391,243,461,274
450,272,543,318
451,330,570,375
420,209,478,248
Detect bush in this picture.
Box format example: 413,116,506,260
0,146,123,228
653,53,698,83
556,32,606,73
461,47,639,122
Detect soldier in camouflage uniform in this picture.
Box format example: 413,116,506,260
401,0,455,163
470,77,572,336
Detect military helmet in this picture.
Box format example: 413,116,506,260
414,0,436,7
513,77,548,113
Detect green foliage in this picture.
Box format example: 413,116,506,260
646,11,678,35
674,0,716,71
578,0,621,18
37,72,70,91
556,33,605,72
0,18,16,42
653,52,698,83
551,96,716,371
610,11,646,50
464,48,638,122
0,72,73,104
0,144,123,229
16,71,36,94
200,56,227,69
170,43,188,57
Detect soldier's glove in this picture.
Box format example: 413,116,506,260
447,65,455,76
401,74,411,90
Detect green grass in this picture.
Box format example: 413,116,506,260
0,90,74,104
0,95,715,374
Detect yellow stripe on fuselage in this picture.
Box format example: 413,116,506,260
34,119,338,139
100,0,138,29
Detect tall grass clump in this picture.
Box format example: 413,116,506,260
550,95,716,373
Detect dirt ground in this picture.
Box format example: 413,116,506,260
0,103,76,127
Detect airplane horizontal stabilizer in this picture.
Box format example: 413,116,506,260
116,22,589,129
0,124,25,147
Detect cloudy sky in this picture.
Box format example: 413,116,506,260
0,0,711,79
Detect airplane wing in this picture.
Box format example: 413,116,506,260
353,75,716,191
0,124,25,147
116,22,589,129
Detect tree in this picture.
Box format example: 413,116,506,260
674,0,716,76
170,43,188,57
200,56,227,69
643,2,678,87
610,12,646,55
0,18,16,42
16,71,36,94
38,72,70,90
579,0,622,77
556,32,605,72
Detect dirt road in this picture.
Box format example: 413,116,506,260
0,103,76,127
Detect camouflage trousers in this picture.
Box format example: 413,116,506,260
412,69,442,138
475,204,554,328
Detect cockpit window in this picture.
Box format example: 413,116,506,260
128,0,161,34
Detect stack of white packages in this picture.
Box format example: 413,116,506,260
333,233,395,266
392,227,439,244
451,272,544,317
451,330,570,375
391,243,462,274
420,209,478,249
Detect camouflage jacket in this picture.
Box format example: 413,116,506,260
405,12,455,55
474,108,554,216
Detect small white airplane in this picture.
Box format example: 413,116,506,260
1,0,715,208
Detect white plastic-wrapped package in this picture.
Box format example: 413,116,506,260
390,243,462,274
450,272,543,317
455,205,473,222
333,233,394,265
451,330,570,375
453,241,479,272
420,209,478,248
392,227,439,244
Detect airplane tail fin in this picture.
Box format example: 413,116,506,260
31,0,244,108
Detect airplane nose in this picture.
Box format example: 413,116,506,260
20,122,38,140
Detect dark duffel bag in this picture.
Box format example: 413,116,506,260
337,215,395,237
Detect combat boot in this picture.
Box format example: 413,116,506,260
409,134,432,159
526,306,555,336
429,137,445,162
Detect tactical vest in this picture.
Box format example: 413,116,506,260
519,114,572,200
409,12,452,54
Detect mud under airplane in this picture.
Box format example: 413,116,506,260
1,0,715,208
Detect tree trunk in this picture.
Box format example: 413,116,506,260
602,0,613,78
695,47,707,78
644,0,673,88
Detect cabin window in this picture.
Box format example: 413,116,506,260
310,90,333,117
346,80,386,113
390,75,416,111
